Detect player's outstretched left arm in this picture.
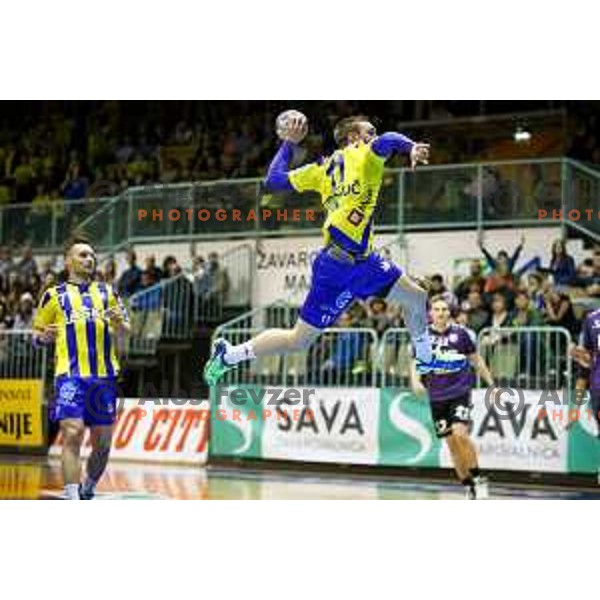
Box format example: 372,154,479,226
371,132,430,169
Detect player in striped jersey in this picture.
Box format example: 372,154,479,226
33,235,130,499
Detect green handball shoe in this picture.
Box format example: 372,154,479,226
203,338,234,386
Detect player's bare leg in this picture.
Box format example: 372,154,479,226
446,423,488,499
385,274,432,363
80,424,114,499
386,275,467,373
61,418,85,500
204,318,320,385
249,318,321,356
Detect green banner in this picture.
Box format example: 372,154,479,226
209,386,599,475
378,388,441,467
209,386,263,458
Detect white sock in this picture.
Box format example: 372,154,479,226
413,335,432,363
224,341,256,365
81,478,96,496
65,483,81,500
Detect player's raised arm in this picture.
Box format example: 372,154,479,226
265,141,296,192
265,110,311,193
371,132,430,169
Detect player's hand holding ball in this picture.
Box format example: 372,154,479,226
276,109,308,144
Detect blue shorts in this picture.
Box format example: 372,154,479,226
52,376,119,426
300,248,403,328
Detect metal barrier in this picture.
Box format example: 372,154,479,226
0,330,47,380
0,196,118,250
563,159,600,242
214,300,299,335
127,273,193,355
215,327,379,388
477,326,571,389
380,328,414,389
213,316,574,390
6,157,595,250
194,243,253,325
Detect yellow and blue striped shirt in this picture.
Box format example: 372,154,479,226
288,141,386,256
33,281,128,378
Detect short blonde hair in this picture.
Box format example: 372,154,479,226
333,115,370,147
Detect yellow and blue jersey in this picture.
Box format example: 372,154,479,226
288,140,386,256
33,281,128,378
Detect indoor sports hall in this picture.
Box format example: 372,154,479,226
1,100,599,499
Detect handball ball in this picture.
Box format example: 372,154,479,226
276,109,308,142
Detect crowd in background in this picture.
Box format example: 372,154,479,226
0,100,598,212
2,234,600,341
0,245,230,335
328,237,600,341
2,234,600,332
2,234,600,393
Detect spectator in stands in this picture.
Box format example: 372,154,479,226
162,255,181,278
0,246,14,288
41,270,57,292
12,292,35,330
483,259,517,307
462,289,490,333
61,161,89,200
0,299,13,329
479,292,513,356
367,297,392,336
192,256,211,296
16,245,38,284
525,272,546,310
194,252,229,322
548,239,576,287
134,270,161,306
510,290,543,327
428,274,457,308
510,290,544,380
143,255,163,282
578,250,600,296
478,167,521,219
543,288,579,337
478,233,524,275
489,292,512,329
576,257,594,281
321,309,367,384
5,271,23,313
117,250,143,297
13,153,35,204
101,258,117,286
454,260,485,302
206,252,230,299
454,309,470,329
39,258,56,285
